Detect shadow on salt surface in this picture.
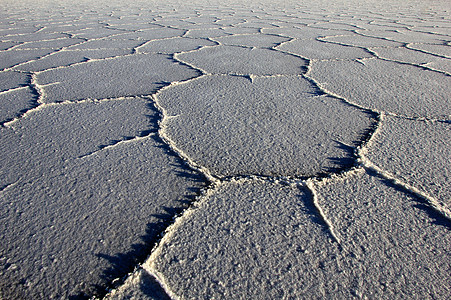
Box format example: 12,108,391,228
72,105,207,299
68,220,169,300
0,72,39,126
93,103,162,153
0,87,40,126
299,185,343,244
324,117,377,175
135,271,172,300
367,168,451,230
324,141,356,175
104,108,204,299
92,214,178,298
71,139,207,299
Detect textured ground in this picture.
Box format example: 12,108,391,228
0,0,450,299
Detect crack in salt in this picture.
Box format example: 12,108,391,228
0,85,29,95
1,73,42,127
304,180,342,245
150,91,220,184
0,180,20,194
356,113,451,221
366,47,451,76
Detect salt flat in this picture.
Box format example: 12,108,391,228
0,0,449,299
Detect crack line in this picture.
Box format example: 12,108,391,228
355,113,451,221
304,180,342,244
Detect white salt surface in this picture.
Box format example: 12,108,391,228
361,29,449,44
137,37,218,54
66,39,145,50
157,75,372,177
0,70,29,91
0,41,19,50
0,87,36,125
69,28,124,39
261,27,351,40
222,27,261,35
278,39,373,60
0,32,68,43
366,116,450,209
321,34,404,48
0,49,54,70
13,49,133,72
310,58,450,118
408,43,451,57
12,38,86,50
0,0,450,299
213,33,290,48
177,45,307,75
36,54,200,102
108,28,187,41
370,46,451,74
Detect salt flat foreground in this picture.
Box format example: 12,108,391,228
0,0,450,299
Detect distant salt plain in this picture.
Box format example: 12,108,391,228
0,0,450,299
